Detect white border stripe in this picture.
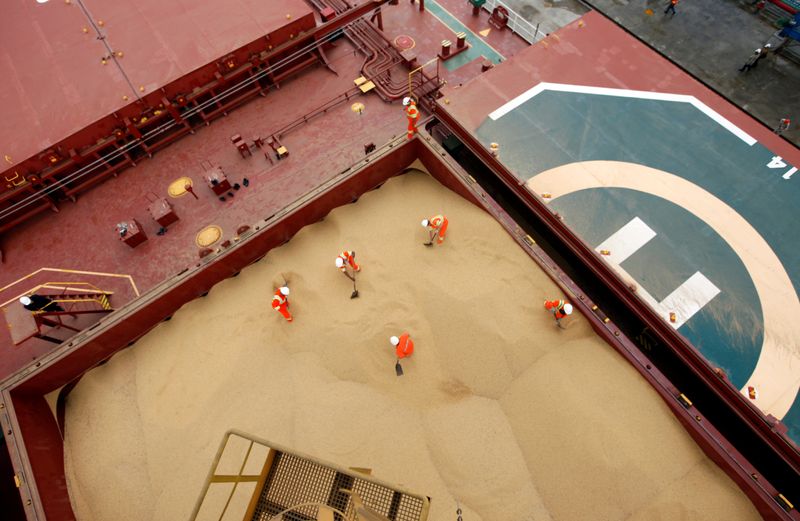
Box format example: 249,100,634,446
660,272,721,329
595,217,657,265
488,82,757,146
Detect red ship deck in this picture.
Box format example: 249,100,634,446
0,0,312,165
0,1,529,380
2,3,799,521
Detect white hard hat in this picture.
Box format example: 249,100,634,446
421,219,429,227
765,43,772,48
390,336,400,346
279,286,290,296
20,296,32,306
402,97,412,106
335,257,344,268
563,303,573,315
755,48,762,53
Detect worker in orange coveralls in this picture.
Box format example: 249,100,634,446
272,286,292,322
403,96,420,139
421,214,448,246
335,250,360,280
544,299,573,328
390,333,414,359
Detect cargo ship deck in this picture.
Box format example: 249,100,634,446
1,1,799,520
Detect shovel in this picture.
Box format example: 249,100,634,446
395,360,404,377
423,230,437,247
350,272,359,299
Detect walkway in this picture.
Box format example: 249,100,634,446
583,0,800,146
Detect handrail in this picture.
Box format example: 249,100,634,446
481,0,544,43
0,267,139,302
4,281,113,315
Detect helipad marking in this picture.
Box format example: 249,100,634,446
595,218,720,329
595,217,656,264
660,272,721,329
488,82,757,146
529,160,800,418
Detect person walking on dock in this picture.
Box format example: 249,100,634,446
272,286,292,322
544,299,573,328
403,97,420,140
664,0,678,16
739,45,770,73
774,118,791,135
422,214,448,246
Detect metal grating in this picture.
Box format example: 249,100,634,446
250,450,426,521
190,431,428,521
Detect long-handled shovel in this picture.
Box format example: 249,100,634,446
350,271,359,299
395,359,404,376
423,230,438,247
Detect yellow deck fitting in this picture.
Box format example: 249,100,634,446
776,494,794,511
196,225,223,248
353,76,367,86
358,80,376,93
678,393,693,408
599,249,610,255
669,312,676,323
168,176,193,198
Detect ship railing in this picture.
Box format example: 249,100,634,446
481,0,545,43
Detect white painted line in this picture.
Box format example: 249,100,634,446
783,167,797,180
596,217,720,330
488,83,547,120
687,100,757,146
659,272,721,329
488,82,757,146
595,217,657,265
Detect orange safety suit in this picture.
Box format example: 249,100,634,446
544,299,569,319
272,289,292,322
337,250,360,272
396,333,414,359
426,214,448,244
405,101,420,139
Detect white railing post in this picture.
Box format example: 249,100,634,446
480,0,545,44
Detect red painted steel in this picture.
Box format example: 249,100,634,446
1,138,797,520
0,2,313,233
0,0,314,167
0,1,396,235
